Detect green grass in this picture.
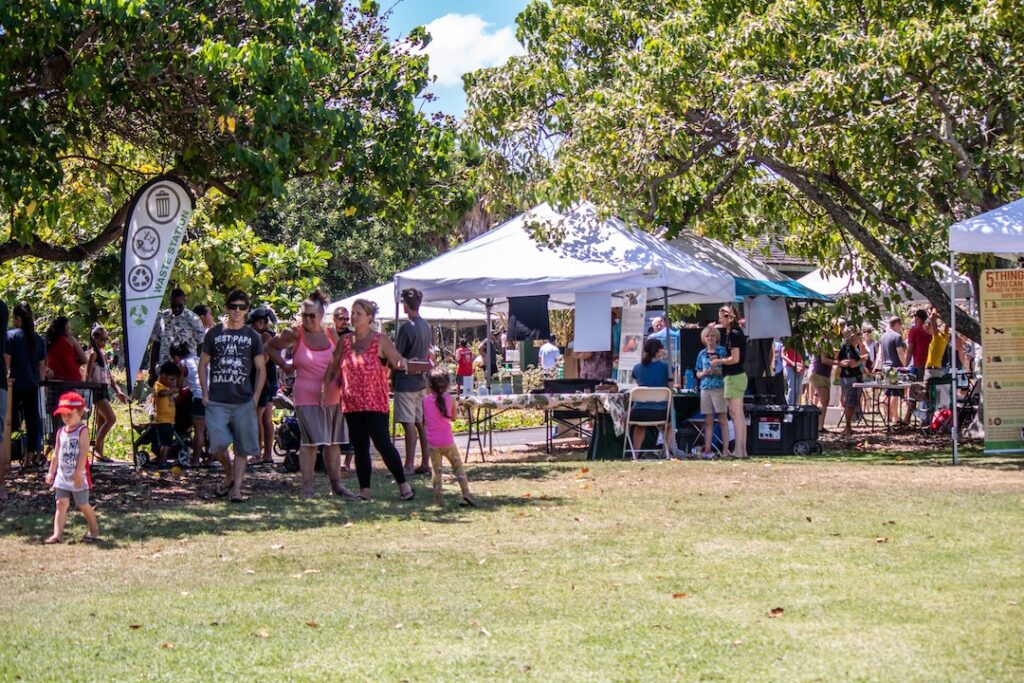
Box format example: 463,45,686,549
2,455,1022,681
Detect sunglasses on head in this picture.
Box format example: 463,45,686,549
227,303,248,311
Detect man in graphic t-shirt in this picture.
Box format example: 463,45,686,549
199,290,265,502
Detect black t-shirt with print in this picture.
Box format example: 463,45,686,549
202,324,264,404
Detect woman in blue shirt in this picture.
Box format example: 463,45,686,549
630,338,673,450
5,303,46,468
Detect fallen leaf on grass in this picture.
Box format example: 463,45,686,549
244,569,256,574
305,621,320,629
767,607,784,618
160,642,175,649
573,516,581,523
672,593,690,599
732,639,744,646
480,627,491,637
1007,601,1019,607
343,522,354,528
478,558,486,565
581,466,589,473
375,553,382,559
805,516,812,523
875,537,889,544
393,623,403,630
468,619,482,627
303,569,321,574
128,624,143,630
253,629,270,638
271,544,284,550
180,591,190,596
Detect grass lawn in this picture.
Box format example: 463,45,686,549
1,450,1022,681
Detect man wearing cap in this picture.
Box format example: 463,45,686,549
395,288,432,476
150,288,206,384
199,291,266,502
837,328,868,440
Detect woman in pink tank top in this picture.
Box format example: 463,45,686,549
267,291,357,499
324,298,415,502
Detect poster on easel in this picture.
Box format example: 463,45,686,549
616,289,646,385
980,269,1024,454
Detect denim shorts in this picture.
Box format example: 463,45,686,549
205,400,259,456
55,487,90,506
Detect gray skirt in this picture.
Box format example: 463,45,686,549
295,404,348,446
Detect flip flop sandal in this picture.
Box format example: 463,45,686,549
400,488,416,501
229,496,246,504
82,535,102,543
332,487,360,501
43,536,62,545
214,483,232,498
459,497,479,508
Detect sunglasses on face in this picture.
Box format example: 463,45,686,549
301,312,319,320
227,303,248,311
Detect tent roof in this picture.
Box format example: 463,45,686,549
668,232,829,301
395,203,735,306
326,283,486,323
797,264,974,303
950,197,1024,253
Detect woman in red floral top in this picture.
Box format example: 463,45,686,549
324,299,414,501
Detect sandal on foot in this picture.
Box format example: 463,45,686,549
43,536,62,545
82,534,102,543
400,488,416,501
229,495,246,504
332,487,359,501
459,496,479,508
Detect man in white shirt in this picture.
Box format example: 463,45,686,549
539,334,561,372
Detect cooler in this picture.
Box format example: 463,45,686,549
745,404,821,456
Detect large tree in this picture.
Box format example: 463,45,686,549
465,0,1024,341
0,0,452,263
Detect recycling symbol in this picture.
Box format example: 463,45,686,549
128,304,148,327
128,265,154,292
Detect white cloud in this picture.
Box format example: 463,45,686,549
422,14,524,87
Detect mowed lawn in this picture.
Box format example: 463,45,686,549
1,455,1022,681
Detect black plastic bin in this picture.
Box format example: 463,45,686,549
745,404,821,456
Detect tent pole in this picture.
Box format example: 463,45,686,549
950,251,959,465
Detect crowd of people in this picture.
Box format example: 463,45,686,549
0,286,484,542
772,306,972,440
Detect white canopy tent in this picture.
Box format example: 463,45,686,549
326,283,486,323
948,197,1024,463
395,202,736,384
395,202,735,307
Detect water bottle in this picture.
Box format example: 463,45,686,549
684,368,696,391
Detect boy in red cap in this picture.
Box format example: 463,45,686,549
44,391,100,544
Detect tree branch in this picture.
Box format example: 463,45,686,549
0,197,132,264
753,152,981,341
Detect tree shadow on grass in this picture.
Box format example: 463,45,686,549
0,464,567,546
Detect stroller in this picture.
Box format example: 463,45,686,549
133,388,194,468
272,393,328,473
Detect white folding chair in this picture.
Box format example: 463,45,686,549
623,387,673,460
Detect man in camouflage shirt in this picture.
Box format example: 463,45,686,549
149,288,206,382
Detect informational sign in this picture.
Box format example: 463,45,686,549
617,288,646,385
120,176,195,392
980,269,1024,454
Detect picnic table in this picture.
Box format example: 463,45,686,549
457,392,629,459
852,380,915,432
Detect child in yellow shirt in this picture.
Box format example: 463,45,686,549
153,361,181,467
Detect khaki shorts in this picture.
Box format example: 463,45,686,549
723,373,748,400
808,373,831,390
700,388,727,415
394,390,425,424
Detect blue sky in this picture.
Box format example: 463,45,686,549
385,0,531,117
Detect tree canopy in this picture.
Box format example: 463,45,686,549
0,0,453,262
465,0,1024,341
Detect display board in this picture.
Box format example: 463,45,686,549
616,289,646,385
980,269,1024,454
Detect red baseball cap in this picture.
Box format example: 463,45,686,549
53,391,86,415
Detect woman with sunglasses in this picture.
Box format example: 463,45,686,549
709,304,748,458
323,298,415,502
85,325,127,462
267,290,357,499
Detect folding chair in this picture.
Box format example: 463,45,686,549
623,387,673,460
